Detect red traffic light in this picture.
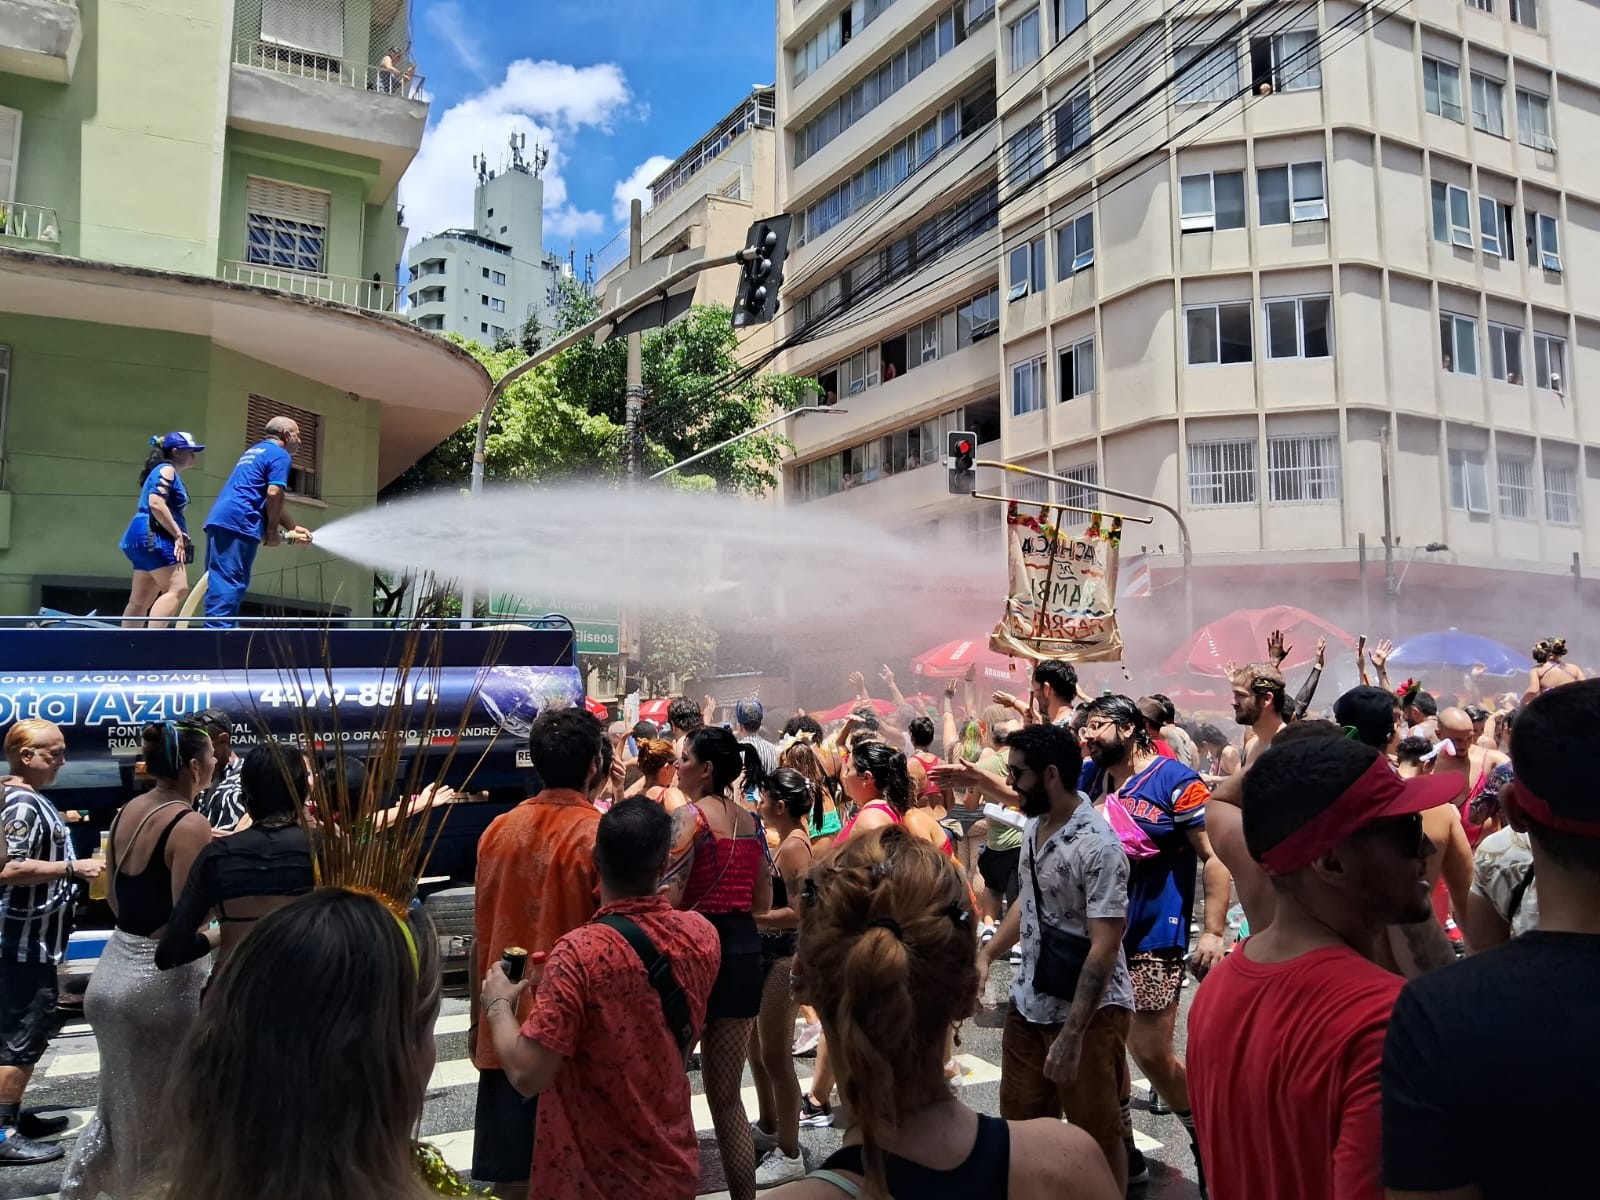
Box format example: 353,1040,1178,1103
957,440,972,454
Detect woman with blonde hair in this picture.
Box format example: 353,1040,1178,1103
770,827,1118,1199
1524,636,1584,704
625,737,687,810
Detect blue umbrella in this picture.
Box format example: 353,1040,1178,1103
1389,630,1525,675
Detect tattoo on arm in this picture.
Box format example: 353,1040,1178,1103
1064,961,1110,1035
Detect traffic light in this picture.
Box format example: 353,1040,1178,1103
732,215,792,328
947,430,976,495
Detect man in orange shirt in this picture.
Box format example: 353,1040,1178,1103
471,707,607,1199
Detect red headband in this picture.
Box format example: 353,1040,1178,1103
1257,757,1449,876
1506,781,1600,837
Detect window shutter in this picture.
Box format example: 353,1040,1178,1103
245,177,330,227
0,107,19,205
246,395,320,474
260,0,345,57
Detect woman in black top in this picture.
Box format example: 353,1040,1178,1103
156,743,315,971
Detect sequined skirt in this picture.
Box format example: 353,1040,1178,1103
59,928,205,1200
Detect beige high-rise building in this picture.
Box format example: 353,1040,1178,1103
776,0,1600,662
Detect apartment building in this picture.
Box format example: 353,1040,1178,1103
777,0,1600,657
0,0,486,616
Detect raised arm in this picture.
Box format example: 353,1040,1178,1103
1293,637,1328,719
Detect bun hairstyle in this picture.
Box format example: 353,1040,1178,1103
686,726,745,795
762,767,816,822
1535,636,1568,662
636,738,676,779
141,721,212,782
849,739,913,815
793,827,977,1200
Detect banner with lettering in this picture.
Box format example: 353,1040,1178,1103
989,503,1124,663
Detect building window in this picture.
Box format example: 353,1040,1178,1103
1250,28,1321,93
1005,118,1046,187
842,345,881,394
1510,0,1537,29
1007,236,1046,300
1526,210,1561,271
1268,434,1340,502
1056,461,1098,509
481,266,489,279
1488,323,1524,383
493,270,507,285
246,395,321,499
1179,171,1246,232
1258,161,1326,225
1441,312,1479,375
1517,89,1554,150
1498,455,1535,519
1545,463,1578,524
491,325,505,338
1424,58,1464,123
490,297,506,312
481,294,489,305
1449,448,1491,513
1008,8,1041,73
1470,73,1506,137
1055,211,1094,277
1059,336,1095,401
1011,357,1045,416
1175,39,1239,105
1055,0,1086,37
1431,182,1473,248
1264,295,1332,359
1534,333,1565,390
1466,0,1493,11
1053,87,1092,160
1186,302,1253,365
244,177,329,274
1479,195,1505,257
480,322,489,333
1189,439,1257,506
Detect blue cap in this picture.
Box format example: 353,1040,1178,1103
735,699,763,727
156,431,205,452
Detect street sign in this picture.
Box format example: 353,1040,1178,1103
490,594,621,656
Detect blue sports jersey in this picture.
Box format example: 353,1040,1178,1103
1114,756,1209,955
204,440,292,541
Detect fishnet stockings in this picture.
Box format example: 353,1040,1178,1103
702,1016,757,1200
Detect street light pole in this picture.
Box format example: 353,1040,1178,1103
1381,424,1398,636
624,199,645,485
648,407,847,481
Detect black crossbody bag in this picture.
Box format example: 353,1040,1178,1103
595,914,695,1065
1026,826,1095,1000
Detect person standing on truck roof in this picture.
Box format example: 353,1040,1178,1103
201,416,314,629
0,719,104,1165
119,431,204,630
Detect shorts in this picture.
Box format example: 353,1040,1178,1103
705,910,762,1020
472,1067,537,1182
978,845,1021,900
120,524,183,572
1127,948,1187,1013
760,931,797,980
0,961,63,1068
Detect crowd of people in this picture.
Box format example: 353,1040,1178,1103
0,628,1593,1199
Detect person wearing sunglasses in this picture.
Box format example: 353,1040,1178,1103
1186,736,1461,1200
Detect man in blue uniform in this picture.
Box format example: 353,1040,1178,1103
202,416,313,628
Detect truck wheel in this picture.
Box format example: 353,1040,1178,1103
424,887,475,937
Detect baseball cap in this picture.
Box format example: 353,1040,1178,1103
158,431,206,452
735,699,764,727
1257,755,1463,875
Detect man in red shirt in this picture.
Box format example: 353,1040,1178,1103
481,797,720,1200
471,708,607,1199
1186,736,1460,1200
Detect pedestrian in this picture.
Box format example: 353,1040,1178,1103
1187,736,1458,1200
748,769,814,1187
670,729,772,1200
201,415,313,628
623,737,686,810
481,798,721,1200
978,722,1136,1193
188,707,246,831
60,721,215,1198
667,696,704,754
162,889,441,1200
1382,679,1600,1199
734,698,779,777
0,720,104,1164
472,708,607,1200
768,825,1119,1199
1231,663,1287,766
119,431,203,628
1522,634,1583,704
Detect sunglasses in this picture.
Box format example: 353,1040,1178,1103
1350,812,1427,857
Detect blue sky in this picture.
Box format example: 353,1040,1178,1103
403,0,777,265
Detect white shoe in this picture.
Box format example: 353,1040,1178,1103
755,1148,806,1188
791,1020,822,1056
750,1122,779,1155
1009,944,1022,965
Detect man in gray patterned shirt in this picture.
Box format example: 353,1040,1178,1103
977,722,1135,1193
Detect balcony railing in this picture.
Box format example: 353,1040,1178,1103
0,202,61,246
233,39,425,100
218,260,399,314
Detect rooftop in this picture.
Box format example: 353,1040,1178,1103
648,85,775,209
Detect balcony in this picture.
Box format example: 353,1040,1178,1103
0,201,59,249
228,39,428,199
218,260,398,315
0,0,80,82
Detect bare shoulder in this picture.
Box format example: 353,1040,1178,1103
764,1177,856,1200
1007,1120,1121,1199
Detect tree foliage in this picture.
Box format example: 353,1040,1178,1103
641,611,717,692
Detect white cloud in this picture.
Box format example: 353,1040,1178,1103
611,154,673,223
401,58,633,256
422,1,486,78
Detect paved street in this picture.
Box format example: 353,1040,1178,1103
0,960,1202,1199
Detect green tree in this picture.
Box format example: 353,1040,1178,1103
641,612,717,693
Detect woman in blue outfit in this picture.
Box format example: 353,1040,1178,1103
120,431,204,628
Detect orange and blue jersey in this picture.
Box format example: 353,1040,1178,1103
1116,757,1210,955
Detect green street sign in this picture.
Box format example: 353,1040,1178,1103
490,594,621,657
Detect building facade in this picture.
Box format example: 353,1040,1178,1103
0,0,487,616
407,138,567,344
775,0,1600,659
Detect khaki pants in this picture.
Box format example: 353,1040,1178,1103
999,1002,1130,1188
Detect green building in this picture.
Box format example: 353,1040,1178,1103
0,0,488,616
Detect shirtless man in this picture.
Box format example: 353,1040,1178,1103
1231,664,1287,769
1432,707,1509,847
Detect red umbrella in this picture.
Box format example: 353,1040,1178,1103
814,697,898,723
910,637,1028,684
1161,605,1355,679
584,696,610,719
636,698,673,725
